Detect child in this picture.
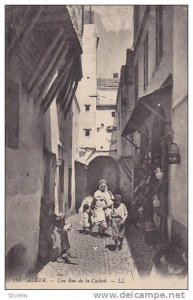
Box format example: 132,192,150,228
112,194,128,251
79,204,93,234
52,214,71,263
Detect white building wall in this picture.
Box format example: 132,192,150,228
96,109,117,152
76,24,98,153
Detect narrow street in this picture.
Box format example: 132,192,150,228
5,5,188,292
38,214,140,289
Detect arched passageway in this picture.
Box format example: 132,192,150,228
87,156,120,196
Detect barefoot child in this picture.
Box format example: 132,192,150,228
79,203,93,234
112,194,128,251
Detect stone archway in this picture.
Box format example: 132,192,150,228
87,156,120,196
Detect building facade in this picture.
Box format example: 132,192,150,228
5,5,83,279
119,5,187,250
88,77,119,163
75,9,121,204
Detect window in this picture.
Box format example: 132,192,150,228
156,6,163,66
144,33,148,89
113,73,118,78
84,129,91,136
85,105,90,111
134,62,138,105
111,111,115,117
97,127,100,132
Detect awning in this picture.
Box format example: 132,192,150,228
122,81,172,136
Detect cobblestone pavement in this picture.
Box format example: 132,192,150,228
37,214,187,289
38,214,139,289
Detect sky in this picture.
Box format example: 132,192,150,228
92,6,134,79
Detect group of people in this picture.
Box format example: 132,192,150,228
79,179,128,251
51,178,128,264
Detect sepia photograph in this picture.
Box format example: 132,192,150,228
5,4,188,290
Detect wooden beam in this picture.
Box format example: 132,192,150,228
14,6,31,37
62,77,76,111
63,79,79,118
40,59,74,112
36,49,72,106
86,149,96,162
30,34,41,54
23,7,45,39
61,68,77,110
8,6,44,58
57,63,76,106
35,13,70,24
17,51,34,72
6,6,31,54
58,56,82,108
124,136,140,149
40,60,73,111
28,39,69,100
27,28,64,91
28,36,66,97
59,65,76,109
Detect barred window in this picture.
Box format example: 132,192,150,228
84,129,91,136
85,105,90,111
